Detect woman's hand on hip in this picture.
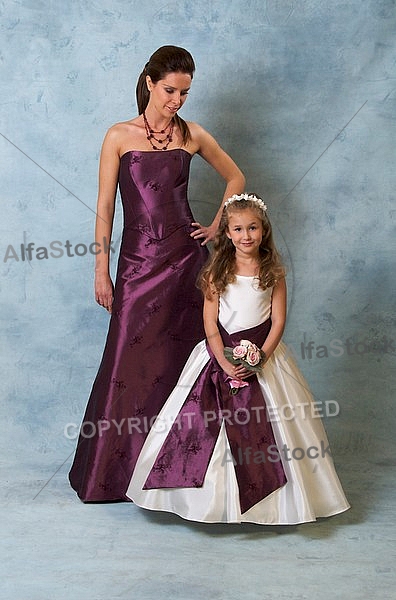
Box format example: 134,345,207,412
190,222,217,245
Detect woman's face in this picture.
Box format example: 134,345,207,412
146,71,192,118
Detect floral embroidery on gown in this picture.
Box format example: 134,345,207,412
69,149,208,501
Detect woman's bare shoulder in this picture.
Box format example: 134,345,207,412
187,121,222,146
186,120,207,138
184,120,213,154
106,117,141,137
103,117,144,155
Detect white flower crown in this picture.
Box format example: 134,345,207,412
223,193,267,212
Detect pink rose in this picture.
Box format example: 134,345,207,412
228,379,249,390
233,345,247,360
239,339,251,348
228,378,250,395
246,349,261,366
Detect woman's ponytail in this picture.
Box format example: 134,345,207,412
136,68,149,114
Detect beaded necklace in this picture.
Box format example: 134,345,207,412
143,112,174,151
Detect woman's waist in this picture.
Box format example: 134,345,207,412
118,223,208,264
122,219,195,241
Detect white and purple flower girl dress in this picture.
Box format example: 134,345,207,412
126,275,350,524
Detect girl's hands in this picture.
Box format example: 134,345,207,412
95,272,114,313
222,360,254,381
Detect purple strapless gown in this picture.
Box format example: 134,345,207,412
69,149,209,501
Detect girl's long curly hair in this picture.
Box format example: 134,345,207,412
199,198,285,298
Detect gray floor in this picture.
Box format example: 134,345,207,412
2,448,395,600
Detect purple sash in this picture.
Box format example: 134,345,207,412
143,320,286,513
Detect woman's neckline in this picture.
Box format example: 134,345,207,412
235,273,256,279
120,148,193,160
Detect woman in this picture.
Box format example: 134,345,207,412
69,45,245,502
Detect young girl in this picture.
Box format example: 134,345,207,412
126,195,350,524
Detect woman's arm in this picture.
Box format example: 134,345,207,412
189,124,245,245
262,278,287,361
204,289,251,380
94,127,121,313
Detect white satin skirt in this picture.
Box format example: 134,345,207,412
126,341,350,524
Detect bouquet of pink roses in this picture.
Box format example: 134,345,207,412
223,339,266,372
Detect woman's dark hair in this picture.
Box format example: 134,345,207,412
136,45,195,145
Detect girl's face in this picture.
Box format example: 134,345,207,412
226,208,264,258
146,71,191,118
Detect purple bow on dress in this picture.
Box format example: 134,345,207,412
143,320,287,514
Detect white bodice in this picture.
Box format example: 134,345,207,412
218,275,273,334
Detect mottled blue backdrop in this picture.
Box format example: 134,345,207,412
1,0,395,494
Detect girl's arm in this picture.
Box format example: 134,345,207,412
94,127,121,313
203,289,251,380
262,278,287,361
189,124,245,245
